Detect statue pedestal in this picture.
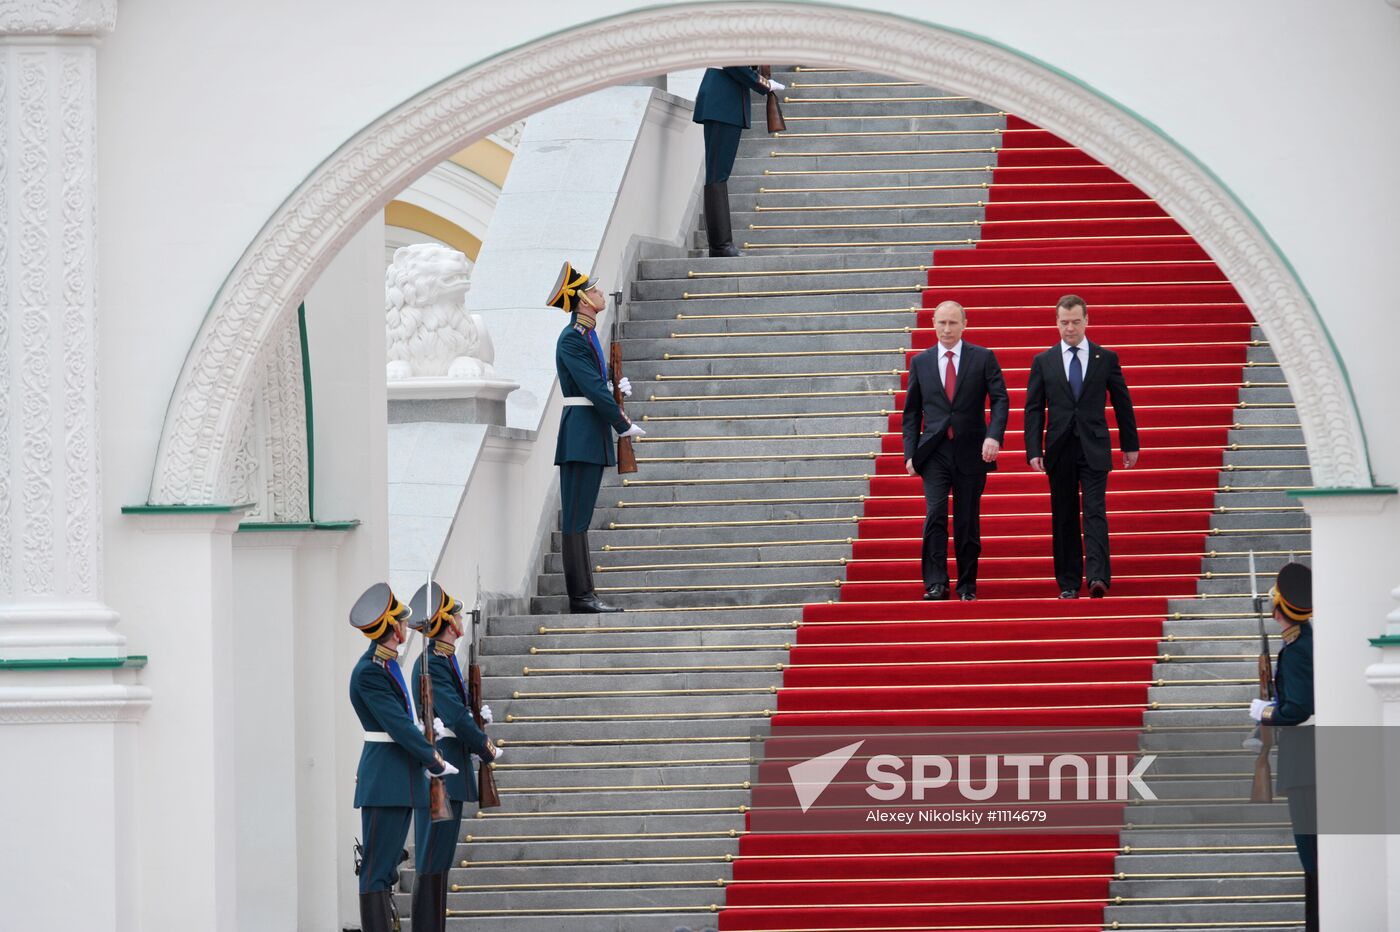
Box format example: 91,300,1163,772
387,377,520,425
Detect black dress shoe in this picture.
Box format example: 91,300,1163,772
1059,589,1079,599
959,590,977,601
1088,579,1108,598
923,584,949,601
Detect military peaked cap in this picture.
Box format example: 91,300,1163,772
408,581,463,638
1271,562,1313,623
350,582,411,640
547,260,597,312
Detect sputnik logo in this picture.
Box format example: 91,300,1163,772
787,740,865,813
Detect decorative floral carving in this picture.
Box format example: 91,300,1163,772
0,0,117,37
150,5,1369,504
384,243,493,380
488,120,525,151
261,312,310,522
60,48,96,599
18,52,54,594
0,50,12,597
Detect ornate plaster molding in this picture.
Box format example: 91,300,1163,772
0,683,151,724
0,0,116,37
148,2,1370,504
228,313,310,523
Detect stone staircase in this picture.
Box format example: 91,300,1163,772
423,69,1312,932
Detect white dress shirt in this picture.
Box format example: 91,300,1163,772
1059,339,1090,381
937,340,963,387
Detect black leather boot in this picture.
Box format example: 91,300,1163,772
358,890,394,932
562,532,622,613
1304,871,1319,932
703,182,740,257
411,873,445,932
581,532,622,612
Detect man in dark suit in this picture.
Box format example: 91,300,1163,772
408,581,499,932
902,300,1009,601
692,66,777,256
347,582,458,932
1024,295,1140,599
1249,562,1316,931
550,260,646,613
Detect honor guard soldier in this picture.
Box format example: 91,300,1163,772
348,582,458,932
407,581,500,932
549,260,645,613
692,67,778,256
1248,562,1317,931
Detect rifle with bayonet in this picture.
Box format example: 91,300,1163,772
467,586,501,808
1248,550,1275,803
420,571,452,822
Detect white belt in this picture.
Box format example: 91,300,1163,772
562,397,593,407
1296,716,1314,727
364,731,393,743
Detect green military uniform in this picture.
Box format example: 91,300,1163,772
407,581,498,932
693,66,772,256
1256,563,1317,931
347,582,451,932
549,260,631,613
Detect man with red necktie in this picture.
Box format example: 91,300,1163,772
902,300,1009,601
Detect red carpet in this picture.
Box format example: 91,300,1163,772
719,113,1254,930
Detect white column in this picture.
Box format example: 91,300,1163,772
1295,490,1398,932
1365,584,1400,932
125,509,245,932
0,0,121,659
0,7,150,931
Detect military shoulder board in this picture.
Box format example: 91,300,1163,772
573,323,587,335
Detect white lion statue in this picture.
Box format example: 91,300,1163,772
385,243,496,380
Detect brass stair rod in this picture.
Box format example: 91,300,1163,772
783,110,1004,121
611,486,1304,507
760,162,1112,175
774,127,1033,139
598,548,1309,572
752,197,1156,213
674,299,1245,321
638,404,1294,422
746,234,1197,249
758,179,1140,194
749,215,1175,231
771,144,1072,158
683,279,1229,299
685,257,1213,279
661,339,1252,356
665,323,1254,339
503,699,1248,722
651,370,1278,391
788,80,920,87
784,94,970,102
511,676,1251,700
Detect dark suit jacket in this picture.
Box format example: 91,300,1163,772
554,319,629,467
350,645,438,808
1024,340,1139,472
1269,623,1315,792
692,67,768,129
902,342,1009,473
412,649,494,803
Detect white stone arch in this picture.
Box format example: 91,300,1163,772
147,1,1372,504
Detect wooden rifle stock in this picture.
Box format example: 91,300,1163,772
1250,598,1276,803
467,662,500,808
418,656,452,822
759,66,786,134
610,342,638,474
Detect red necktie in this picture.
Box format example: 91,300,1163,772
944,350,956,437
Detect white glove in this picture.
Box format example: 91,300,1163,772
480,703,493,725
617,376,632,397
1242,726,1263,752
619,423,646,439
433,717,445,735
769,79,786,92
488,746,504,763
431,759,459,777
1248,698,1275,722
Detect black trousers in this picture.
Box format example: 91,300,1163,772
559,462,604,534
1047,434,1110,590
703,121,743,184
359,805,412,892
918,443,987,594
